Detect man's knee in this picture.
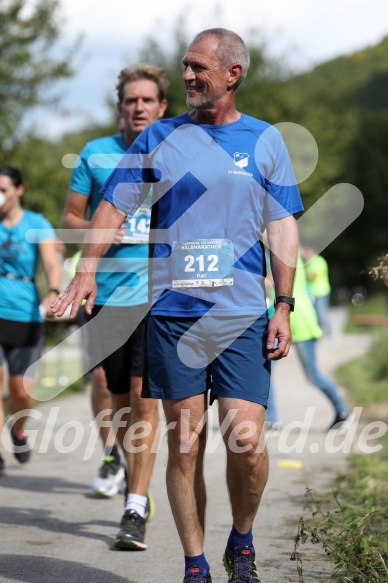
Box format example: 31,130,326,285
225,420,266,460
131,384,159,420
227,441,268,478
91,366,109,396
168,425,206,472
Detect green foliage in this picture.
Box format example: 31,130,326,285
292,488,388,582
335,323,388,404
0,0,79,150
235,47,290,123
368,332,388,381
5,121,117,228
281,37,388,291
284,37,388,112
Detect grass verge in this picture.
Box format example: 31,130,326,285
343,293,388,334
293,329,388,581
335,331,388,404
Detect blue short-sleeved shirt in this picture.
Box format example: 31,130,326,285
101,114,304,317
0,210,56,322
69,134,150,306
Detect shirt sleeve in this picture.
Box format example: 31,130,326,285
69,143,93,196
262,127,304,222
29,213,57,243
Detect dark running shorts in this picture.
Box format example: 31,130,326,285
0,342,43,376
84,304,147,394
142,314,271,406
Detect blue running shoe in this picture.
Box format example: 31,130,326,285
183,566,212,582
223,545,261,582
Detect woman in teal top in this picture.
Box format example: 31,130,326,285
0,165,61,475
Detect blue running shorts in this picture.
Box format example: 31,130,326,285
142,314,271,406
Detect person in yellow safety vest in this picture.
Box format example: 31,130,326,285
301,247,332,335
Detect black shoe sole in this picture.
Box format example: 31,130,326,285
10,432,31,464
113,537,147,551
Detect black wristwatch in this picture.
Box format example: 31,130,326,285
274,296,295,312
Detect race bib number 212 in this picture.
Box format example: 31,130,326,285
171,239,234,288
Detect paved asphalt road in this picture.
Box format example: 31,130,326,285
0,308,375,583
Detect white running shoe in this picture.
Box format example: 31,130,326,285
91,455,125,497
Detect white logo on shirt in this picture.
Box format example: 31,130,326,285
233,152,249,168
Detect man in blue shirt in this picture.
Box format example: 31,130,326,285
61,65,168,549
54,29,302,582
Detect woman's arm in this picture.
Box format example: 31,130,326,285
38,238,62,316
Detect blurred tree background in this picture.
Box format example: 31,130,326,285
1,0,387,296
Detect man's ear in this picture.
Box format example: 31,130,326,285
158,99,168,119
117,101,123,116
228,64,243,88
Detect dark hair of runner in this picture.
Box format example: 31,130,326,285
0,165,24,187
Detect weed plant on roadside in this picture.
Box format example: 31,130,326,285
291,488,388,582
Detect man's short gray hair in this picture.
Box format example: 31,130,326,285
191,28,250,90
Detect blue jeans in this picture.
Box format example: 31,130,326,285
294,338,347,414
313,293,331,335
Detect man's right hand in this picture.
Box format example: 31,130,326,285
50,272,97,319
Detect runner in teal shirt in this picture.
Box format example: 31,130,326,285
0,165,61,474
